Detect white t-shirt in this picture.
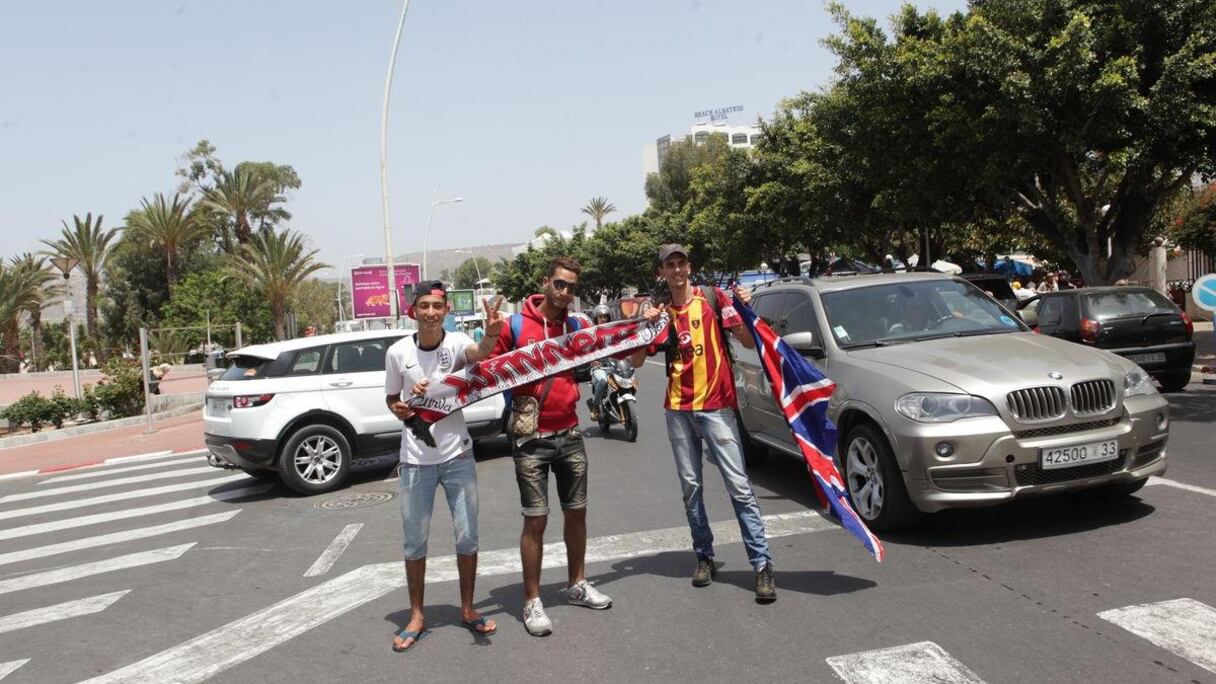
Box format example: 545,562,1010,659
384,331,474,466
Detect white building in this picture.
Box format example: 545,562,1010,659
643,121,763,178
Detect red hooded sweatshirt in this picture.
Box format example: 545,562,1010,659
491,294,581,433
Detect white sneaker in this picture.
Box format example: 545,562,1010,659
522,598,553,636
567,579,613,610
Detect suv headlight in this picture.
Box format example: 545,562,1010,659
896,393,998,423
1124,367,1157,397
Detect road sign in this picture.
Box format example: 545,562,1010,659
448,289,475,316
1194,274,1216,313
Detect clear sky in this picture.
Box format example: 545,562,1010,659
0,0,966,271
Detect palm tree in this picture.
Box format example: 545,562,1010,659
125,193,204,289
580,196,617,230
534,226,559,239
199,167,287,250
40,213,118,346
13,254,61,370
226,228,328,340
0,257,56,372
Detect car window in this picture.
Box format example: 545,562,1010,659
326,338,397,373
821,279,1024,347
286,347,326,376
1037,297,1064,327
782,293,818,335
752,293,786,330
219,355,274,381
1083,290,1177,321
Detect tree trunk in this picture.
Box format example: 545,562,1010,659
1,321,20,373
85,276,102,359
31,313,42,370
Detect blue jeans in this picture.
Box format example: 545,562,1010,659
665,409,771,570
590,367,610,408
397,452,479,561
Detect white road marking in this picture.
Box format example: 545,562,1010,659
0,511,241,567
644,359,666,368
1147,476,1216,498
107,449,201,464
1098,598,1216,674
0,473,250,522
85,510,838,683
0,543,195,596
303,523,364,577
0,660,29,680
5,465,219,502
826,641,987,684
0,590,129,635
39,458,207,485
0,484,269,542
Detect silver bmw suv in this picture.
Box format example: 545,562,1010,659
733,272,1170,530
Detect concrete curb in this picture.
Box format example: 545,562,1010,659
0,403,203,452
0,447,209,482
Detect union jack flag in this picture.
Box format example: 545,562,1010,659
734,297,885,562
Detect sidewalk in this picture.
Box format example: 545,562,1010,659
0,410,205,477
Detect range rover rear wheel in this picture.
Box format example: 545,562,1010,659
278,424,352,495
842,423,919,531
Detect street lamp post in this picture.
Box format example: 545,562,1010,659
48,257,82,397
453,249,483,289
422,184,464,279
380,0,413,322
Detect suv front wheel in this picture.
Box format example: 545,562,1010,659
842,423,919,531
278,424,352,495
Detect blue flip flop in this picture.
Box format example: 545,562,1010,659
461,616,497,636
392,627,429,652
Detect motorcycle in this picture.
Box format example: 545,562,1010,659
591,358,639,442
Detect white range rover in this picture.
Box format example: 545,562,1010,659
204,329,507,494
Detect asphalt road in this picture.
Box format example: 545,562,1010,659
0,363,1213,683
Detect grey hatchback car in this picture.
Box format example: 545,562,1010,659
734,273,1171,531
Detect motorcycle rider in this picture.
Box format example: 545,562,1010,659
586,304,614,421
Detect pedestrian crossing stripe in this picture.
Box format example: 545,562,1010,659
826,641,986,684
0,590,130,636
4,465,219,502
1099,598,1216,674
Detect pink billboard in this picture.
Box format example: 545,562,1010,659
350,263,422,319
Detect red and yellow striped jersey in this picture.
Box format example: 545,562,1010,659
649,287,742,411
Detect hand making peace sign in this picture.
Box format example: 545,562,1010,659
482,295,506,338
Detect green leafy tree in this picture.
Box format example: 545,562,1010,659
453,257,494,289
1163,182,1216,255
41,213,119,346
645,134,736,215
225,229,328,340
0,256,58,372
13,254,62,370
290,278,340,335
124,193,205,288
160,270,274,348
580,197,617,231
911,0,1214,283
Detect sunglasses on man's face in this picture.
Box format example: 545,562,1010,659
552,279,579,294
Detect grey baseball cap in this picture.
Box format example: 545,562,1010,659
657,243,688,263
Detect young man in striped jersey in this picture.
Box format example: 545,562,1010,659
631,244,776,603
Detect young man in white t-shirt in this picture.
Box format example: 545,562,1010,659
384,281,504,652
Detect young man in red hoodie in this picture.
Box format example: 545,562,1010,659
491,256,612,636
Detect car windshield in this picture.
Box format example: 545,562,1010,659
1083,290,1177,321
820,279,1025,348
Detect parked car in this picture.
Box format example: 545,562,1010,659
204,330,507,494
734,272,1171,531
1018,286,1195,392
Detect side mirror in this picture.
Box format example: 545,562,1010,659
1019,309,1038,327
782,331,824,359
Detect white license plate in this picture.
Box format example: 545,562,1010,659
1127,352,1166,364
207,398,230,416
1040,439,1119,470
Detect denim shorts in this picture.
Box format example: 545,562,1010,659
397,452,478,560
514,430,588,517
